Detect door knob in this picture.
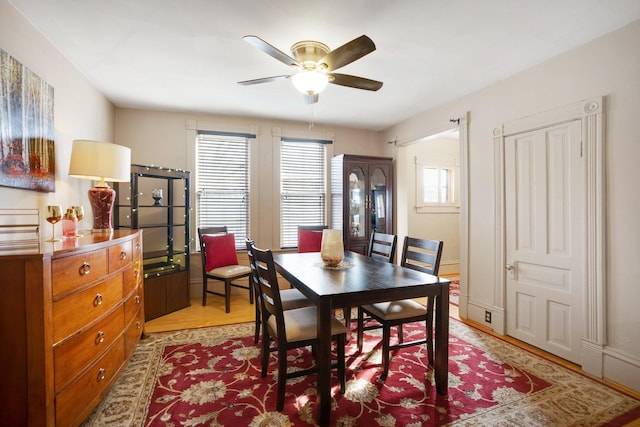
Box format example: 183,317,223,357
505,264,514,271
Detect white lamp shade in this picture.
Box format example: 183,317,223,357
69,140,131,183
291,70,329,95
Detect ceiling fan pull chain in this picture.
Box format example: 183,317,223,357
308,104,315,130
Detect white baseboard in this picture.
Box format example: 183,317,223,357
465,298,505,334
603,349,640,392
582,342,640,393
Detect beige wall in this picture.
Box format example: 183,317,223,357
0,0,115,230
114,107,381,251
115,109,382,299
382,19,640,391
396,136,460,275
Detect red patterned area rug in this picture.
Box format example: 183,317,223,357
83,319,640,426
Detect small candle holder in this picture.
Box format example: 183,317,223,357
152,189,163,206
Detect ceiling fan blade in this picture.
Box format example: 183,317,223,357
319,35,376,72
304,93,319,104
237,75,291,85
243,35,301,68
330,73,383,91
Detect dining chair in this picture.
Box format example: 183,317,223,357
198,226,252,313
343,231,397,331
368,231,398,262
245,238,312,344
356,236,443,379
297,224,327,253
250,242,346,411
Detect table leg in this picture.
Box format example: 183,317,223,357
316,299,332,426
434,283,449,395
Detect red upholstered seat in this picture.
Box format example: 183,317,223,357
198,226,252,313
297,228,324,253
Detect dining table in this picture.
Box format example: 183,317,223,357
273,250,450,427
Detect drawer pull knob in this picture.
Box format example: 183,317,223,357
120,251,127,260
96,331,105,344
136,321,141,329
97,368,106,382
79,262,91,276
135,295,140,304
93,293,103,307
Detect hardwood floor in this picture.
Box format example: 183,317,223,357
144,294,255,333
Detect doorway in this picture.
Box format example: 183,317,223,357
395,115,469,312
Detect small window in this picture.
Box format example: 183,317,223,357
416,157,458,213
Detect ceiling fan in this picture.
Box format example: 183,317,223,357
238,34,383,104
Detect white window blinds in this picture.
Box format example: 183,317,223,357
280,138,329,248
196,132,252,250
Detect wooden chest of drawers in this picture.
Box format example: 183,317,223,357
0,230,143,427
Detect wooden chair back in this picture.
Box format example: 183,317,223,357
245,238,261,306
245,238,258,289
250,243,285,336
400,236,444,275
368,231,397,263
298,225,328,231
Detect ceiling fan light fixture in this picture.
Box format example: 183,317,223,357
291,70,329,95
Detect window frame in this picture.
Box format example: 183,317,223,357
415,156,459,214
279,137,331,249
195,131,254,250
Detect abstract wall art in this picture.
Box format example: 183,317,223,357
0,49,55,192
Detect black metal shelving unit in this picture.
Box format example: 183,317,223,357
115,164,191,320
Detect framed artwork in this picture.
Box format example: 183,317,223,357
0,49,55,192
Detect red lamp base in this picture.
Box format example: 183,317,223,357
88,185,116,233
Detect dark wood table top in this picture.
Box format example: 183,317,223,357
273,250,450,307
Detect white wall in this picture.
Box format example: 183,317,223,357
0,0,115,230
381,19,640,391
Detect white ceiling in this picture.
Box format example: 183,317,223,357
9,0,640,131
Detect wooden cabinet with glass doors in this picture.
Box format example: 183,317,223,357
330,154,393,255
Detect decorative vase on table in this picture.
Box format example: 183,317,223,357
320,229,344,267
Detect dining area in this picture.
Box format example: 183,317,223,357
215,226,453,427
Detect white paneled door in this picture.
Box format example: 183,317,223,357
505,120,584,365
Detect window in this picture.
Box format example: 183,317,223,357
280,138,330,248
196,131,252,249
416,156,458,213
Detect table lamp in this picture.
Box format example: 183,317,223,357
69,140,131,233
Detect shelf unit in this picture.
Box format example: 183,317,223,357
115,164,191,320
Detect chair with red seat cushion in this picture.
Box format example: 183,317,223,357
198,226,252,313
297,225,327,253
